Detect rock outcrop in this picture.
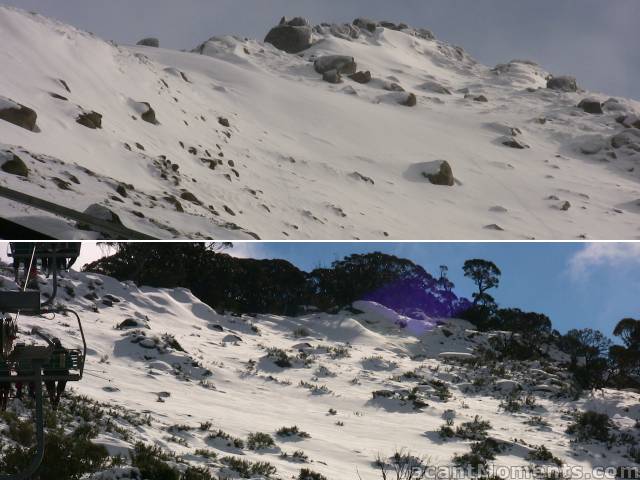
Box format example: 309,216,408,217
264,17,312,54
0,97,38,131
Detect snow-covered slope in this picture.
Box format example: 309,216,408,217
1,6,639,239
1,265,638,479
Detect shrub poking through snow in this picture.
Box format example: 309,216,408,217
527,445,563,466
455,416,492,440
298,468,327,480
221,456,277,478
131,442,178,480
162,333,185,352
281,449,309,463
207,429,245,449
293,327,311,338
429,379,452,401
267,347,293,368
375,450,431,480
277,425,311,438
183,466,214,480
247,432,276,450
525,416,549,428
566,411,612,442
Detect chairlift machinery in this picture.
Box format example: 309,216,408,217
0,242,87,480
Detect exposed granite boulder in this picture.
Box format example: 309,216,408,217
353,17,379,33
577,98,603,114
546,76,578,92
314,55,357,75
349,71,372,84
265,17,312,54
0,97,38,131
421,160,454,186
76,110,102,129
1,152,28,177
136,37,159,47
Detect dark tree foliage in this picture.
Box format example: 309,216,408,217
462,259,501,307
85,243,309,315
308,253,470,316
308,253,431,310
0,425,109,480
461,307,551,337
558,329,612,389
85,248,470,318
609,318,640,388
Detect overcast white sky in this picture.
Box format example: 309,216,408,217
3,0,639,100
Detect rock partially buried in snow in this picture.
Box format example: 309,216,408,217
0,97,38,131
403,93,417,107
349,71,372,84
223,334,242,343
314,55,357,75
136,37,159,47
616,114,640,129
131,101,158,125
383,81,405,92
420,160,454,186
353,17,379,33
546,75,578,92
81,204,123,226
500,137,530,149
1,153,28,177
322,69,342,84
264,17,312,54
76,110,102,129
418,80,451,95
578,98,603,114
611,129,640,150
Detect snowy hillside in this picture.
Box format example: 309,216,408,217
0,265,639,479
1,7,640,239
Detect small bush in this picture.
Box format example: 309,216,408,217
281,449,309,463
131,442,178,480
277,426,311,438
293,327,311,338
455,416,492,440
525,416,549,428
183,465,214,480
439,424,455,439
267,348,293,368
221,456,277,478
376,450,430,480
452,451,487,476
298,468,327,480
207,429,245,449
327,345,350,359
199,421,213,431
430,380,452,401
247,432,276,450
194,449,217,459
566,411,612,442
527,445,563,466
162,333,185,352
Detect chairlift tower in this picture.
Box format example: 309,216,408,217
0,242,87,480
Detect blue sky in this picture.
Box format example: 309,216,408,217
1,242,638,338
233,242,640,336
3,0,639,100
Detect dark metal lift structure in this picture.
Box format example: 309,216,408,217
0,243,86,479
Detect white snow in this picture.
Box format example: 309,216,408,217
0,6,639,239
